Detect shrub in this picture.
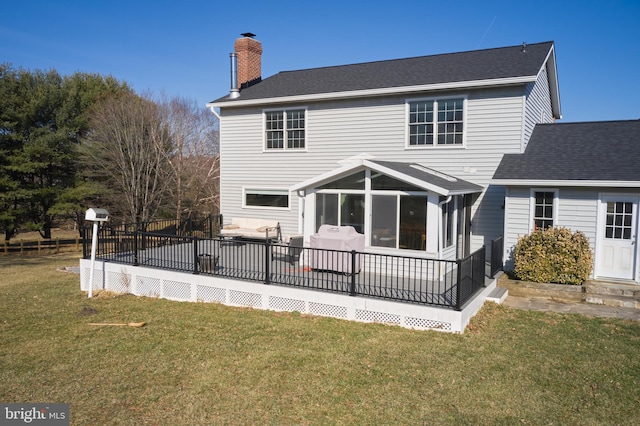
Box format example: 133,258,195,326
513,227,593,285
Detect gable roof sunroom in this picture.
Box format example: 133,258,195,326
291,159,483,196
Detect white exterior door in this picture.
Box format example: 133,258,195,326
597,195,638,280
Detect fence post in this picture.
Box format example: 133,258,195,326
81,228,87,258
349,250,356,296
193,238,200,274
455,258,462,310
264,239,271,284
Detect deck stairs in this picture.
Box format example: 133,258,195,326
485,278,508,304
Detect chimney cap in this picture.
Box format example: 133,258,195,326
241,32,256,38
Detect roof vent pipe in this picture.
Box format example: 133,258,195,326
229,52,240,99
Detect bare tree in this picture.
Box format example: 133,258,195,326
81,92,172,224
160,96,220,220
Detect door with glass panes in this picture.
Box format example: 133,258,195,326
597,195,638,280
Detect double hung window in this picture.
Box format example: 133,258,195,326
408,98,464,146
532,190,557,230
265,109,305,150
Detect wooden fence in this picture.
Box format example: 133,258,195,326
2,238,84,255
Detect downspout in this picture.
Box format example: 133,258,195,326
297,190,306,236
438,195,452,260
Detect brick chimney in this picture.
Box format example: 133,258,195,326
234,33,262,89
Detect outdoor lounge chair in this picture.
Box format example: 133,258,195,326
272,234,304,265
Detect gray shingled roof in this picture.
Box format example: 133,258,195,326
212,41,554,103
493,120,640,182
291,159,483,195
369,160,483,194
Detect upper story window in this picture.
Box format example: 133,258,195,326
408,98,464,146
265,108,305,150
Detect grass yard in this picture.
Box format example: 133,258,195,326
1,253,639,425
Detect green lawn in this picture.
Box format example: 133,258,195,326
1,253,639,425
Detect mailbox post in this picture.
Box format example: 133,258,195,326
85,208,109,298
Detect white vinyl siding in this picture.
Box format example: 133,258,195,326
503,187,531,271
219,87,525,253
523,65,554,150
503,187,601,272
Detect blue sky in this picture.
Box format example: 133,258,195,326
2,0,639,122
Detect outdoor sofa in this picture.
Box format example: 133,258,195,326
220,217,281,241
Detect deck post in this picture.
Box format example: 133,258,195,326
264,239,271,285
193,238,200,274
349,250,356,296
133,230,139,266
455,258,462,310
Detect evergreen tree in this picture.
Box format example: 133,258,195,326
0,64,129,239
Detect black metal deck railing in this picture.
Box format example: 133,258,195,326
83,226,487,310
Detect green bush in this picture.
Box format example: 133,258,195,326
513,227,593,285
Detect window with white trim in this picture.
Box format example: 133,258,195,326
244,189,289,208
532,190,557,230
265,109,305,150
408,98,464,146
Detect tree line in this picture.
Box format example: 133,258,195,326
0,64,219,240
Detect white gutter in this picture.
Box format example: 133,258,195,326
208,106,221,120
492,179,640,188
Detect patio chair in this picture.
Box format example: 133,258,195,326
272,234,304,265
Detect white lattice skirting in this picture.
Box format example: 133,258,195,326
79,259,496,333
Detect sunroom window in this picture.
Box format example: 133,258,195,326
315,171,429,250
315,193,365,233
370,194,427,250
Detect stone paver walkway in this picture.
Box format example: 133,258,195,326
502,296,640,321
